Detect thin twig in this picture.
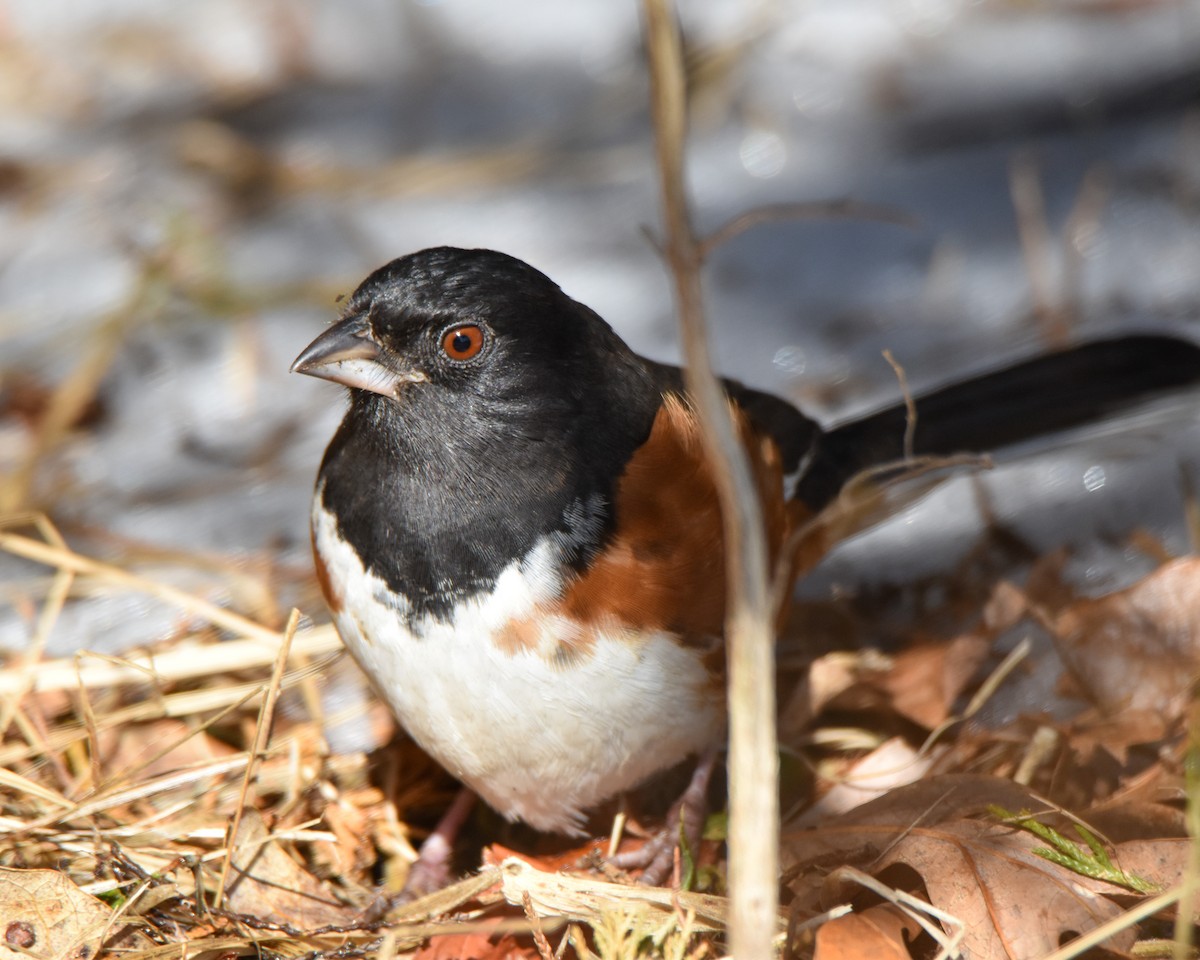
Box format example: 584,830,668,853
700,200,915,260
917,635,1031,760
640,2,778,958
881,349,916,462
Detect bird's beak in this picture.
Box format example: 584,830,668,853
291,315,425,398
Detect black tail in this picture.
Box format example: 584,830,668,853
795,334,1200,510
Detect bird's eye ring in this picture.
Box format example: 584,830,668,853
440,324,485,361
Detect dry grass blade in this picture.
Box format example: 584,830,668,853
75,655,103,791
0,767,72,810
0,626,341,696
916,635,1031,759
384,868,507,923
92,684,262,795
0,530,298,644
0,655,338,769
37,754,251,825
832,866,965,960
214,607,299,907
109,934,310,960
1010,151,1067,346
0,515,74,740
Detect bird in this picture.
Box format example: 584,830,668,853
292,245,1200,889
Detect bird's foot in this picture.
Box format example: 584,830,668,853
364,787,476,920
609,750,717,886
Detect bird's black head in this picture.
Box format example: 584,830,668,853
293,247,646,442
293,247,663,616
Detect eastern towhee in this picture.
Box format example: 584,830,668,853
293,246,1200,887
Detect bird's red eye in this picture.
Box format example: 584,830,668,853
440,324,485,361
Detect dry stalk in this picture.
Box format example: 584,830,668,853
1010,151,1067,347
1171,718,1200,959
640,2,778,958
214,607,300,907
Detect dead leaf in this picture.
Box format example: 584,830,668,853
418,933,531,960
779,649,891,740
813,902,921,960
882,635,990,729
785,775,1138,959
225,808,354,927
794,738,938,826
0,868,114,960
483,841,606,874
1065,708,1175,767
857,820,1131,958
1108,837,1191,892
1083,785,1187,843
983,580,1029,634
1037,556,1200,717
317,789,379,878
415,917,531,960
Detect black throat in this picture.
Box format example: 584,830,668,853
316,346,663,623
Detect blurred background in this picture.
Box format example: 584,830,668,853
2,0,1200,660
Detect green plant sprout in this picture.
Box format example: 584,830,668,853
990,805,1157,895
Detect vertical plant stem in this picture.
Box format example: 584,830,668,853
1171,716,1200,958
640,2,779,957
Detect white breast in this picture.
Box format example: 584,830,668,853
312,493,724,834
